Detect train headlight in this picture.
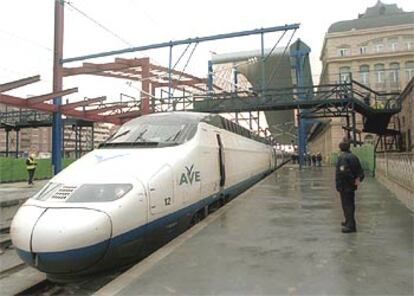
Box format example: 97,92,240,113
67,184,133,202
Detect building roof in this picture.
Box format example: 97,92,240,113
328,1,414,33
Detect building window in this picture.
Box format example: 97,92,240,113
374,64,385,83
359,65,370,85
388,38,399,52
389,63,400,84
337,47,350,57
406,61,414,80
404,38,414,50
373,42,384,53
339,66,351,82
360,46,368,55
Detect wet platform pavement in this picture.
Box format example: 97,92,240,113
98,166,413,295
0,180,47,230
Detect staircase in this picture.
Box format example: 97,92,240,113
350,80,402,150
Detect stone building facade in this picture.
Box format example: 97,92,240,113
309,1,414,159
398,78,414,151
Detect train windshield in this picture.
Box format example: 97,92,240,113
100,115,198,148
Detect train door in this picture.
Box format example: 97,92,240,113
147,165,177,247
148,165,174,216
216,134,226,188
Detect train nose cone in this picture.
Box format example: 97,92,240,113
31,208,112,273
11,205,47,266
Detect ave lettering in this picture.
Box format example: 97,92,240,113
179,164,201,185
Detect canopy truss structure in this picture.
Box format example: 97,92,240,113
62,57,223,114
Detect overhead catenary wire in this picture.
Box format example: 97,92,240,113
127,43,200,86
264,28,297,89
0,29,53,53
64,0,166,68
171,42,199,96
172,43,192,70
264,30,287,62
64,1,133,47
64,1,196,97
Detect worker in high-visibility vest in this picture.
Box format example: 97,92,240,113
373,100,385,109
26,153,37,185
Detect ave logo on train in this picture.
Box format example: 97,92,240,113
179,164,201,185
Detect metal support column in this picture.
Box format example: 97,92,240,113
207,60,213,96
5,129,9,157
91,124,95,150
233,65,239,124
168,45,173,99
15,129,20,158
351,103,357,147
74,124,79,159
345,111,351,140
62,124,65,158
182,89,185,110
260,32,265,95
233,65,238,93
151,85,156,111
290,40,311,169
79,126,82,157
52,0,64,174
141,58,150,114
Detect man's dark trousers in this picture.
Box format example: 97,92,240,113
28,169,35,185
340,190,356,230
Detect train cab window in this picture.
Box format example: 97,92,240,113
100,115,198,148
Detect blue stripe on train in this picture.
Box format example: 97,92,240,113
16,171,268,265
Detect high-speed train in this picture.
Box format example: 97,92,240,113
11,112,282,281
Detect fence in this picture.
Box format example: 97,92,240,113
376,152,414,191
0,158,75,183
375,152,414,211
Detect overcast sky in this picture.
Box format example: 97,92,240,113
1,0,413,102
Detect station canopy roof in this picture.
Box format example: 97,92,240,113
63,57,222,93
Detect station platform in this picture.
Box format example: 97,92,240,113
97,166,413,295
0,180,47,230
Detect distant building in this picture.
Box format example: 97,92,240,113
309,1,414,158
0,106,112,157
63,122,112,158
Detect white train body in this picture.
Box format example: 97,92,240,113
11,112,280,280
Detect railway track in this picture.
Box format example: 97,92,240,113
15,270,122,296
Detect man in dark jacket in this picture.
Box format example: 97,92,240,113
335,141,364,233
311,154,317,166
316,152,322,167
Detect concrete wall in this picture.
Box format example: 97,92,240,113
308,119,343,164
376,152,414,211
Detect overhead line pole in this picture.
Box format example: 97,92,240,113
61,24,300,64
52,0,64,175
